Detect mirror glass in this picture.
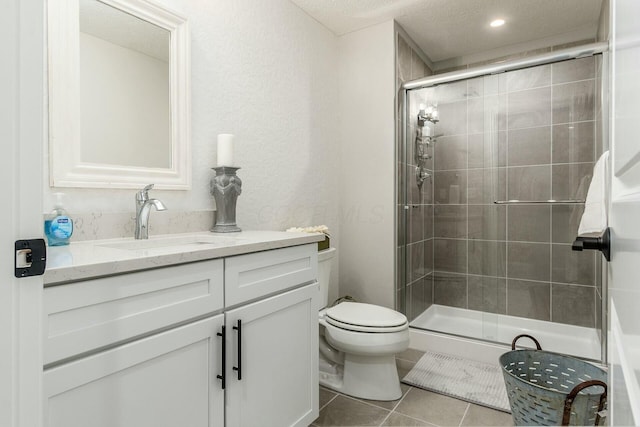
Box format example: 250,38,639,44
79,0,171,169
48,0,190,189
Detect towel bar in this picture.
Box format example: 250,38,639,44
572,228,611,262
493,200,585,204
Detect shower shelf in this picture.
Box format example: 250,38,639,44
493,199,585,204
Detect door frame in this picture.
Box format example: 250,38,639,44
608,0,640,422
0,0,45,425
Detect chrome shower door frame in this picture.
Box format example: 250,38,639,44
398,42,609,362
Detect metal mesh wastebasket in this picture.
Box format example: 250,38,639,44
499,335,607,426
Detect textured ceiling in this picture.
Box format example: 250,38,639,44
290,0,603,63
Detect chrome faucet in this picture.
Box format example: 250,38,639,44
135,184,167,239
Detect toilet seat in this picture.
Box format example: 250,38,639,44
325,302,408,333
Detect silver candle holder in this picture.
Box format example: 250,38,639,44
210,166,242,233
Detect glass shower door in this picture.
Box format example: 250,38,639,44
401,55,604,361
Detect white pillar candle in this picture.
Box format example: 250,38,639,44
217,134,234,166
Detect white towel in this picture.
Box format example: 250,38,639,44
578,151,609,236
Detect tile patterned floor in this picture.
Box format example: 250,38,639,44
312,349,514,427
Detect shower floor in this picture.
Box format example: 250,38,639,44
410,304,601,361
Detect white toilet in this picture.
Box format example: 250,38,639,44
317,247,410,401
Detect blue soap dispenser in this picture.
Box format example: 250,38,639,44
45,192,73,246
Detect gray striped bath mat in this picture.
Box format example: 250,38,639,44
402,351,511,413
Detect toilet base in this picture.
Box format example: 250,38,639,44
319,352,402,401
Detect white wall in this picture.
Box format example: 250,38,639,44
43,0,340,241
337,21,396,308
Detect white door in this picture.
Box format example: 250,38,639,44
43,315,225,427
608,0,640,425
225,283,319,427
0,0,45,426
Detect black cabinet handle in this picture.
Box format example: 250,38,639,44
216,325,225,389
232,319,242,380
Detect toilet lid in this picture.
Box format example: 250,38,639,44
325,302,408,333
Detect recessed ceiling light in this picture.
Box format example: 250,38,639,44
490,19,505,28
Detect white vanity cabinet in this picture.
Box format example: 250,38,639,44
43,243,318,427
44,314,225,427
43,259,225,365
224,244,319,427
43,258,226,427
224,285,318,427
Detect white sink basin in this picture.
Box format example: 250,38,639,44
99,235,239,251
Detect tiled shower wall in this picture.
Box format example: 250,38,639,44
395,29,434,319
418,55,604,329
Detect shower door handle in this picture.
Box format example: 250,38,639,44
232,319,242,380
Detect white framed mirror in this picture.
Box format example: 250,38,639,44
48,0,190,189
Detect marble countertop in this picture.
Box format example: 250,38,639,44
44,230,325,285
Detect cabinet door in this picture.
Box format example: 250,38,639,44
224,243,317,307
44,259,224,365
44,315,225,427
225,283,319,427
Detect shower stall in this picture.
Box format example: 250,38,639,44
397,43,608,362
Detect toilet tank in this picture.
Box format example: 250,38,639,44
317,247,336,309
